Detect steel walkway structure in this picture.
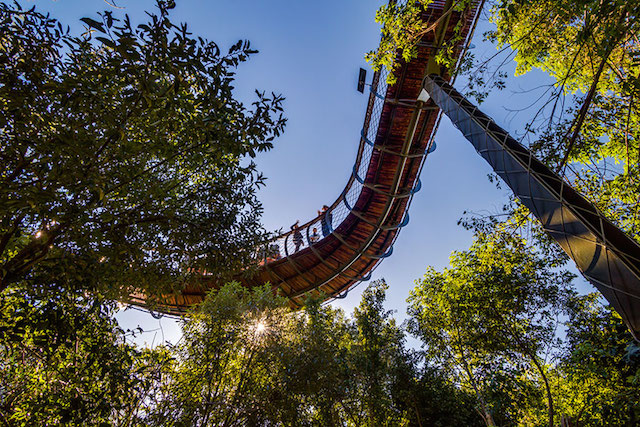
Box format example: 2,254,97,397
129,1,640,339
423,75,640,339
128,0,482,314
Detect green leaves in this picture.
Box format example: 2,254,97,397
95,36,116,49
405,212,640,424
367,0,474,84
80,17,105,32
486,0,640,242
116,281,481,426
407,223,576,425
0,1,286,299
0,280,505,425
0,286,157,426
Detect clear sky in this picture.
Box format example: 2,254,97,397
34,0,590,346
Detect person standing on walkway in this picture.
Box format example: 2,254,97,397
319,205,333,237
291,220,304,252
309,227,320,244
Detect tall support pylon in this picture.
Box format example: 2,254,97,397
424,74,640,340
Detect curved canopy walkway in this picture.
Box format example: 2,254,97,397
128,0,483,315
128,0,640,339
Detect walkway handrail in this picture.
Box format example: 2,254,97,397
254,69,391,264
126,0,484,315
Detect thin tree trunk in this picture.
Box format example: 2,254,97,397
558,52,610,171
558,6,628,171
452,321,496,426
528,351,554,427
459,359,496,426
414,402,423,427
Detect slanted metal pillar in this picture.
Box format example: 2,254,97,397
424,74,640,340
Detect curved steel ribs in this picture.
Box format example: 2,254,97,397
128,0,482,315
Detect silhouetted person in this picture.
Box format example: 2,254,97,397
269,244,281,261
291,220,304,252
309,227,320,244
319,205,333,237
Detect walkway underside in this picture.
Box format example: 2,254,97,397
424,75,640,339
128,0,482,315
128,0,640,342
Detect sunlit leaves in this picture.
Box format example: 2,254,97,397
488,0,640,242
407,224,575,424
366,0,475,84
0,286,162,425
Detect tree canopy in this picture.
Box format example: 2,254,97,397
366,0,476,84
368,0,640,244
1,1,639,425
0,1,285,301
487,0,640,240
0,281,484,426
407,218,639,425
3,264,635,426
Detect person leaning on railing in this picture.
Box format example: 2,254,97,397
309,227,320,244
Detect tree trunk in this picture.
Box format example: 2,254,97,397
452,322,496,426
558,5,629,171
528,352,554,427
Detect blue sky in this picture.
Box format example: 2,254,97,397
34,0,590,346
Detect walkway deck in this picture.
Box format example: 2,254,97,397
128,0,483,315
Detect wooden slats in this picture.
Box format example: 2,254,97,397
128,1,481,315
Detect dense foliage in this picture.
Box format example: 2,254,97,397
0,1,285,301
558,295,640,424
0,286,162,425
367,0,476,83
2,272,636,426
369,0,640,242
408,217,639,426
0,281,484,426
1,1,638,426
408,226,573,425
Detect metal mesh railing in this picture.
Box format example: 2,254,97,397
125,0,485,316
255,68,392,266
254,0,483,296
